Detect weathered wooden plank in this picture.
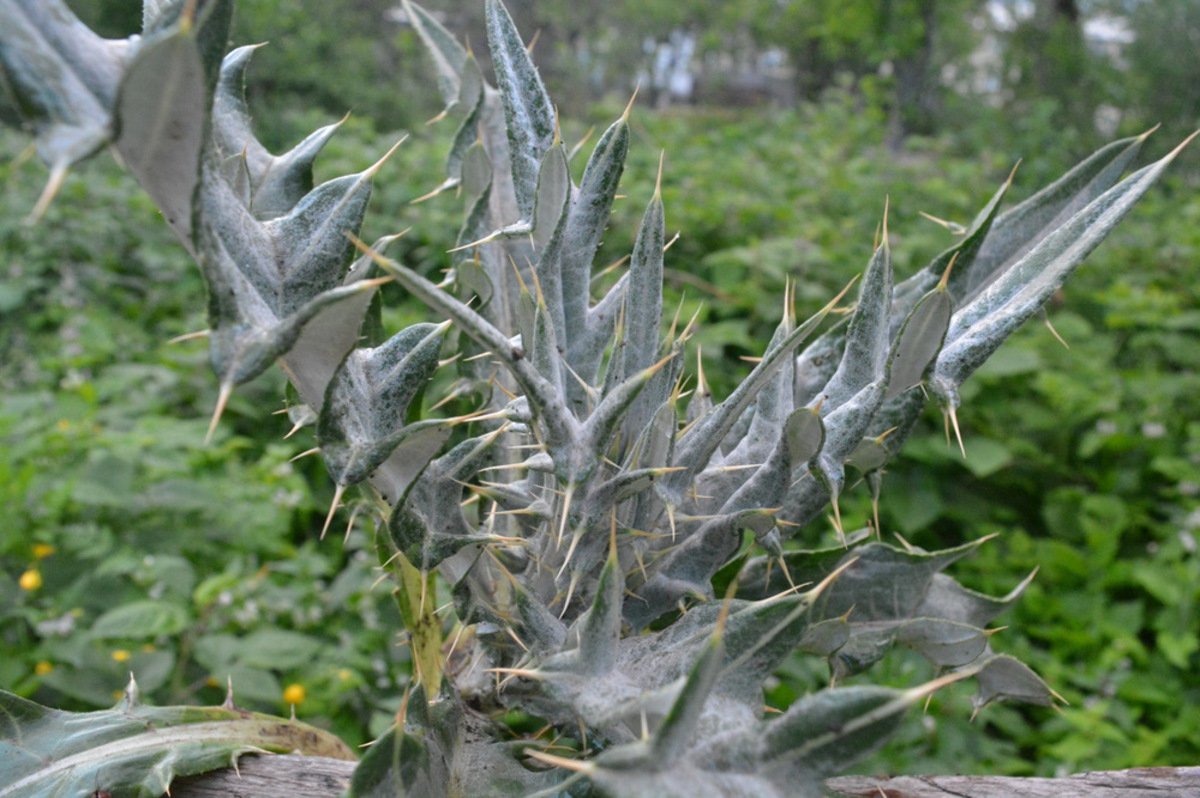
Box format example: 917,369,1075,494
164,755,1200,798
826,767,1200,798
165,754,356,798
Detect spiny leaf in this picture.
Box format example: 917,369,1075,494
760,676,963,786
960,132,1149,305
114,3,230,249
563,109,632,355
884,270,953,402
671,279,855,493
197,138,392,389
971,654,1062,713
577,535,624,675
651,619,726,765
624,167,666,383
400,0,468,111
485,0,556,221
0,0,128,219
933,134,1196,405
211,45,341,220
818,235,892,414
317,322,447,487
281,233,404,412
362,245,580,467
0,686,354,798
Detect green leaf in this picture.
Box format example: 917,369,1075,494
625,187,666,381
236,630,323,671
895,618,990,667
651,627,724,765
443,53,486,188
959,437,1013,477
91,601,190,639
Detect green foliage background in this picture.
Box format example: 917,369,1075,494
3,0,1199,780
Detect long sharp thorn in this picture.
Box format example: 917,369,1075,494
809,556,859,600
881,195,890,248
557,529,583,581
938,251,959,290
948,404,966,458
205,382,234,445
622,83,640,121
524,749,592,774
221,676,236,710
344,502,362,544
556,482,575,548
568,125,595,161
448,230,501,253
289,447,321,462
558,571,579,619
366,135,408,178
167,329,210,344
778,556,796,590
26,163,68,225
321,483,347,541
1043,311,1070,349
828,488,846,546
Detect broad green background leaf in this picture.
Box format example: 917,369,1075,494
91,601,191,639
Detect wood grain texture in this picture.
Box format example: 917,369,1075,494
162,755,1200,798
165,754,356,798
826,767,1200,798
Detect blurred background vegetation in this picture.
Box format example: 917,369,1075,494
2,0,1198,780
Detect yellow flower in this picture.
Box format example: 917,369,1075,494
19,570,42,591
34,661,54,676
337,669,353,682
32,544,56,560
111,649,131,663
282,683,306,706
56,419,70,432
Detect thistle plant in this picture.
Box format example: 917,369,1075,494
0,1,1194,796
